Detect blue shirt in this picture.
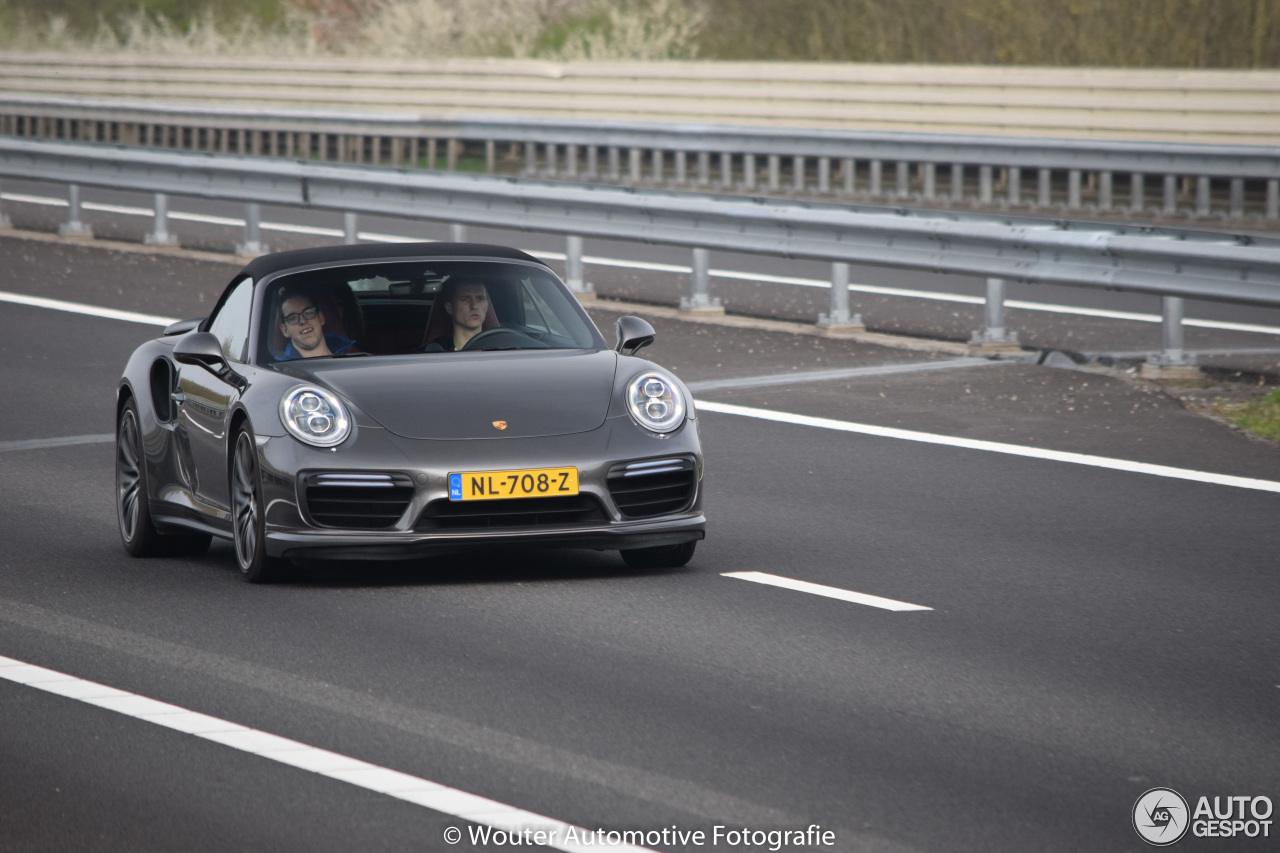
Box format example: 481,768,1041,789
281,333,357,360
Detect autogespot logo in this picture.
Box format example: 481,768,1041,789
1134,788,1191,846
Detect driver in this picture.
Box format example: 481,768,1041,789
426,278,493,352
277,285,358,359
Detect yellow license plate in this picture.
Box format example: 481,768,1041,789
448,467,579,501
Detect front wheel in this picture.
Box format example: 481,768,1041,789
230,428,291,583
620,540,697,569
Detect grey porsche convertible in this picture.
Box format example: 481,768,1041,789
115,242,705,582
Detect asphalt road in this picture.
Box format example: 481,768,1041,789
1,237,1278,853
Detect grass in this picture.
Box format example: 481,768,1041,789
1229,389,1280,442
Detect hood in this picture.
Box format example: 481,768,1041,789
288,349,618,440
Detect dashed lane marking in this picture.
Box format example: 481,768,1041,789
0,289,177,326
0,434,113,453
684,357,1008,392
0,654,652,853
723,572,932,612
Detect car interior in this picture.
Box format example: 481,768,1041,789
258,261,598,363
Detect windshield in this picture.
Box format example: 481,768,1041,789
256,260,605,363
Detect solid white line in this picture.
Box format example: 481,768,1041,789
0,654,652,853
695,399,1280,494
0,290,177,326
722,572,932,611
5,191,1276,336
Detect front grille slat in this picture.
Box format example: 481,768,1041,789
416,494,608,531
304,472,415,530
608,457,697,519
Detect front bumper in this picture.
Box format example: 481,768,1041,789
256,413,705,560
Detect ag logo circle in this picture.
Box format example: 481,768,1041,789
1133,788,1190,846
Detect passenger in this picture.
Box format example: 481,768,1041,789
426,279,493,352
277,286,357,359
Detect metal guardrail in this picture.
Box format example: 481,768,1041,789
2,95,1278,223
2,137,1279,367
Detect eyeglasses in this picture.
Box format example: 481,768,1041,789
282,306,319,326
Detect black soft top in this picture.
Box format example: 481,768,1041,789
240,242,549,280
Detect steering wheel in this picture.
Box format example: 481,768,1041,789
460,327,548,351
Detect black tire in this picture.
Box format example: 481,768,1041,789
230,427,291,583
116,399,165,556
620,540,697,569
117,400,212,558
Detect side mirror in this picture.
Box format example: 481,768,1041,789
615,316,656,356
172,331,228,370
163,318,205,336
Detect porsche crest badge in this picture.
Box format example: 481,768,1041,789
492,420,508,430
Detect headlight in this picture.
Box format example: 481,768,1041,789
280,385,351,447
626,371,686,434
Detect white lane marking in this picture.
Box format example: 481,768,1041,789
0,654,652,853
4,191,1277,337
723,572,932,612
696,399,1280,494
684,357,1006,392
0,434,114,453
0,290,177,326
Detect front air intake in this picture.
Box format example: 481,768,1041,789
607,457,697,519
303,472,415,529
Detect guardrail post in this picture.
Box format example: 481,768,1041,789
1195,176,1211,216
842,159,855,195
794,156,805,192
58,184,92,239
768,155,780,191
235,203,265,256
1268,180,1279,220
1099,171,1113,210
485,140,495,173
1131,173,1145,212
698,151,710,186
546,143,558,177
675,151,687,184
1068,170,1082,209
567,144,579,178
744,154,757,190
651,149,663,183
680,248,723,315
896,161,909,197
1140,297,1201,378
1229,179,1245,217
524,141,536,176
817,262,864,334
1007,167,1021,205
951,164,963,201
427,139,437,170
450,223,467,243
922,163,935,200
608,146,620,181
447,139,459,171
144,193,177,246
564,235,593,300
0,179,10,228
629,148,642,183
970,278,1019,350
343,212,358,245
720,153,732,188
1163,175,1178,214
978,166,992,204
870,160,882,196
586,146,598,179
818,157,831,194
1037,169,1051,206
